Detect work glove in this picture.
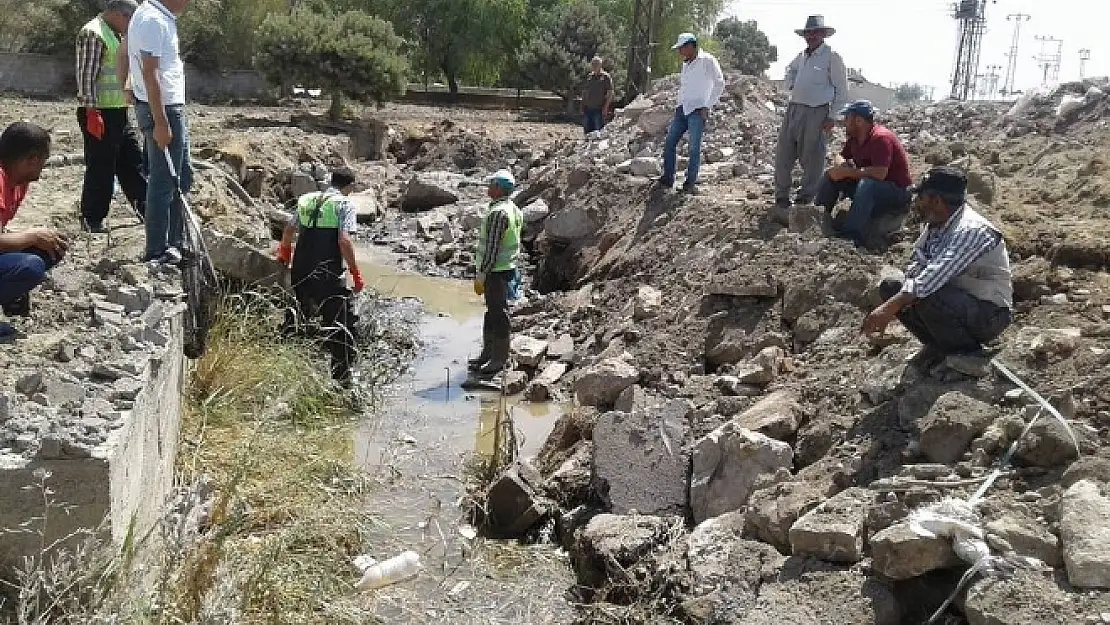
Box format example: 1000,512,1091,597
473,279,485,296
351,268,365,294
86,108,105,140
275,242,293,265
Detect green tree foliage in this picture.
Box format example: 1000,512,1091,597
894,82,929,104
178,0,289,70
588,0,725,78
713,17,776,76
255,10,408,119
517,0,621,110
11,0,100,56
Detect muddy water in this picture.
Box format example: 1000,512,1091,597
353,249,574,624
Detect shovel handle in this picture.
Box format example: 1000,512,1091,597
162,148,177,179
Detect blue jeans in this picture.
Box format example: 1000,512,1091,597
662,106,705,186
816,176,911,244
0,248,58,306
583,108,605,134
135,101,193,260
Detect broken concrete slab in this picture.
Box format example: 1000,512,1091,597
546,333,575,363
1015,418,1081,468
483,463,550,538
202,228,285,287
735,390,802,440
985,514,1062,567
633,285,662,320
348,190,381,224
684,510,786,601
592,400,690,516
1062,480,1110,588
919,391,999,464
788,487,872,563
545,207,597,242
870,521,963,580
690,424,793,523
964,570,1110,625
573,513,681,589
400,172,463,212
510,335,549,368
525,362,568,402
574,359,639,407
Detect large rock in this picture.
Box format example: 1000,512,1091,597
545,207,597,242
1014,418,1080,468
633,285,662,320
713,565,899,625
592,401,690,516
522,199,550,223
573,513,679,589
964,570,1108,625
525,362,569,402
734,346,785,386
510,336,549,368
545,441,592,506
1062,480,1110,588
985,514,1062,567
918,392,999,464
788,487,872,563
683,510,786,601
484,463,550,537
400,172,463,211
202,228,284,287
870,521,962,580
348,190,381,224
745,480,832,552
735,390,802,440
547,333,575,363
636,107,674,136
574,359,639,407
690,424,793,523
629,157,662,177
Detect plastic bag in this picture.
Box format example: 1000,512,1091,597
1056,94,1085,119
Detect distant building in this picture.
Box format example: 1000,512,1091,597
772,67,897,112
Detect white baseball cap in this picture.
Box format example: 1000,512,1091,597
672,32,697,49
485,169,516,190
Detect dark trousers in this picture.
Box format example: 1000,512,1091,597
483,270,513,342
78,107,147,225
0,248,59,312
816,176,911,244
583,107,606,134
287,274,359,382
880,278,1013,355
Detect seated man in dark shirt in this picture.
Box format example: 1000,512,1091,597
816,100,913,247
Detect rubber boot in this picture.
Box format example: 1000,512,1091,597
467,336,492,372
478,338,510,375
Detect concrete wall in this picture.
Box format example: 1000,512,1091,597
0,307,184,574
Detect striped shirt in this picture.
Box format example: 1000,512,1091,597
478,210,509,275
902,204,1003,300
76,25,106,108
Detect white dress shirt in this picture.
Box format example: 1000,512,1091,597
784,43,848,118
677,50,726,116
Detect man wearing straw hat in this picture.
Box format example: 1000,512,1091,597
774,15,849,209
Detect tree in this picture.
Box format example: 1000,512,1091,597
517,0,621,111
713,17,776,76
587,0,726,78
894,83,928,105
178,0,288,71
255,10,408,120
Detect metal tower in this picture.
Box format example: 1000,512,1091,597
978,64,1002,99
1001,13,1030,96
624,0,660,103
950,0,990,100
1080,48,1092,79
1034,35,1064,85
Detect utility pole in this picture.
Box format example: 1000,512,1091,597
978,64,1002,99
1079,48,1092,80
1034,35,1064,85
1001,13,1030,96
950,0,990,100
624,0,660,104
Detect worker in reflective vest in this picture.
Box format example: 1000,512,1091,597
277,167,365,385
75,0,147,233
469,169,524,375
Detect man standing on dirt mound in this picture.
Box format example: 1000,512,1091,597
0,123,69,337
277,167,365,385
862,167,1013,378
582,56,614,135
469,170,524,376
128,0,193,266
774,15,849,209
657,32,725,195
76,0,147,234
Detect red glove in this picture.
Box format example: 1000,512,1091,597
86,108,105,140
351,268,365,294
276,242,293,265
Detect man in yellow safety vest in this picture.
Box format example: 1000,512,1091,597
469,169,524,375
75,0,147,234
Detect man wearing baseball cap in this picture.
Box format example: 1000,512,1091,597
657,32,725,195
817,100,913,247
469,169,524,375
862,167,1013,378
774,15,849,209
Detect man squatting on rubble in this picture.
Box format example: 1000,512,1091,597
775,15,849,208
277,168,366,385
76,0,148,234
658,32,725,195
0,123,69,336
469,170,524,376
582,56,615,135
862,167,1014,378
817,100,913,247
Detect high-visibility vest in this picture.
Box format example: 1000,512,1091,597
291,190,346,283
476,199,523,272
81,16,127,109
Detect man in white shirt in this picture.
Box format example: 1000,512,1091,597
127,0,193,265
658,32,725,195
774,15,849,209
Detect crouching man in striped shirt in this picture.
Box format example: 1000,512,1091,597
862,167,1013,378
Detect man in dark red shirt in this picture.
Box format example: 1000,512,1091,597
0,123,68,335
815,100,913,247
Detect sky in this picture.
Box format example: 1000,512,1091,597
722,0,1108,99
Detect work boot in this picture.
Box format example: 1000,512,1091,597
944,352,993,378
680,183,699,195
478,338,511,375
906,344,945,370
467,338,492,372
2,294,31,318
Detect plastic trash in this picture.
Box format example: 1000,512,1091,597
1056,94,1085,119
953,536,991,565
355,550,422,591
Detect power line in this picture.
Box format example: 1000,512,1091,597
1079,48,1092,80
1034,34,1064,85
1001,13,1030,97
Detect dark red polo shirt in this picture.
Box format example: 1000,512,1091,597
840,124,913,188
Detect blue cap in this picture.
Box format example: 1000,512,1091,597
485,168,516,191
672,32,698,49
840,99,876,120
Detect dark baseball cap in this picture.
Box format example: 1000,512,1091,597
914,166,968,196
839,99,876,120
